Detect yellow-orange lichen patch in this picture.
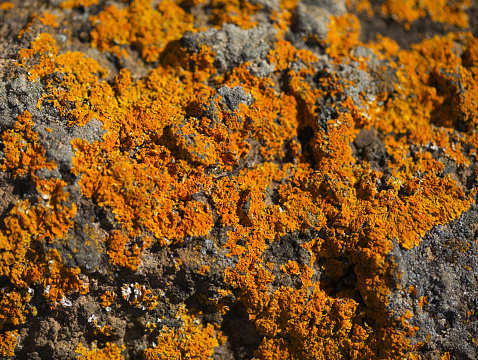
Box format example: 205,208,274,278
90,0,194,62
196,265,211,275
326,13,362,62
10,2,478,355
0,110,78,293
75,341,125,360
268,39,318,72
99,291,117,309
59,0,98,9
215,88,469,356
107,231,150,271
40,249,88,307
0,330,19,357
210,0,262,29
39,12,59,27
143,305,219,360
372,32,478,167
222,64,299,161
121,283,159,311
381,0,470,30
0,290,34,328
0,1,14,10
1,111,55,178
346,0,373,17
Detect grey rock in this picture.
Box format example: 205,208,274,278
302,0,347,15
0,70,105,173
292,3,332,40
248,0,280,12
217,85,253,111
181,23,277,76
33,118,105,173
201,85,252,128
0,73,44,130
387,203,478,359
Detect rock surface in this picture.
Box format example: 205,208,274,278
0,0,477,359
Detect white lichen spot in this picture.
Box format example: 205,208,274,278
121,284,132,299
60,296,72,307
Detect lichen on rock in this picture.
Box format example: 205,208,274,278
0,0,477,359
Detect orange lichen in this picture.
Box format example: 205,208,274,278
210,0,262,29
107,231,150,271
196,265,211,275
268,39,318,72
346,0,373,17
0,1,14,10
121,283,159,311
441,352,451,360
0,107,88,353
372,32,478,168
0,290,35,327
143,305,219,360
0,330,19,356
0,112,78,287
91,320,113,337
418,296,428,308
75,342,125,360
40,249,88,308
99,291,117,309
39,12,59,27
90,0,194,62
18,12,40,39
381,0,470,30
326,13,362,62
59,0,99,9
1,110,55,178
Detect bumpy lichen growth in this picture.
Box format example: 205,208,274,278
143,305,219,360
75,342,125,360
349,0,471,30
1,0,477,358
90,0,195,61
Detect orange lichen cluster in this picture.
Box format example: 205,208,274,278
0,290,35,327
107,230,151,270
121,283,159,311
90,0,194,62
349,0,470,30
99,291,117,309
143,305,219,360
75,342,125,360
209,0,261,29
0,330,19,356
59,0,99,9
0,1,15,10
0,110,85,314
381,0,470,30
326,13,362,62
38,12,59,27
371,32,478,168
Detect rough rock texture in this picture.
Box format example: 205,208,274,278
388,204,478,360
0,0,477,359
181,23,278,76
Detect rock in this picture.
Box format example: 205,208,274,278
181,23,277,76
